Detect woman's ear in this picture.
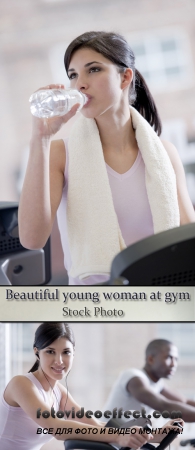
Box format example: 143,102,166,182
34,347,39,358
121,68,133,89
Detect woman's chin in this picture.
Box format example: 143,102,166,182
80,109,96,119
80,103,113,120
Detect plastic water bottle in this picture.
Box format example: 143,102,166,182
29,89,87,118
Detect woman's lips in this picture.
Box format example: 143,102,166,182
83,94,92,106
51,367,65,373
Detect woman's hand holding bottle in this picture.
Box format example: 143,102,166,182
30,84,80,138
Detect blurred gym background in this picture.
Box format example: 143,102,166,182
0,322,195,449
0,0,195,284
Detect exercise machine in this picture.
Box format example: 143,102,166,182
0,202,51,285
106,223,195,285
64,419,183,450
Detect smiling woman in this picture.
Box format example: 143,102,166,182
0,322,159,450
18,31,195,285
0,323,184,450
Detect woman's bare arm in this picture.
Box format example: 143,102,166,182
18,86,79,249
59,384,103,427
4,376,153,448
58,384,184,439
19,137,64,249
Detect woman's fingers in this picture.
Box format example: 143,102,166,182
46,84,65,89
164,419,184,428
117,426,153,449
168,419,184,431
35,83,65,92
62,103,80,122
30,84,80,137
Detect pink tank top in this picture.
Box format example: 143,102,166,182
0,372,62,450
57,139,154,285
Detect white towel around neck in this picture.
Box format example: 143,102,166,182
67,106,180,280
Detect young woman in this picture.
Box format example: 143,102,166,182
18,31,195,285
0,323,184,449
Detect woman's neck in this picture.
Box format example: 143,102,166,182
32,369,56,391
95,104,137,155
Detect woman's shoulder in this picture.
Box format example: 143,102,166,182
6,374,36,391
161,138,183,171
160,138,180,161
3,375,36,406
51,138,66,151
50,138,66,174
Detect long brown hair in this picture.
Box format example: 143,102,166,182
64,31,162,135
29,323,75,372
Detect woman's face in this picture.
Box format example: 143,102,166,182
36,337,74,381
68,47,130,119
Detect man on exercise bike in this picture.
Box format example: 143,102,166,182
104,339,195,423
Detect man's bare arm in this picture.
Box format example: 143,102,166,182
161,386,187,402
127,376,195,422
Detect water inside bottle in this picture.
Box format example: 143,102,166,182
29,89,87,118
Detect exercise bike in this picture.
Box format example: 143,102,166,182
64,418,183,450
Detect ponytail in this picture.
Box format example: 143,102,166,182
28,359,39,373
132,69,162,136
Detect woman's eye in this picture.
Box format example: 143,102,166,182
89,67,100,73
69,67,101,80
69,73,77,80
47,350,54,354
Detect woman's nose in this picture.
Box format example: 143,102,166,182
55,354,63,364
74,75,88,91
